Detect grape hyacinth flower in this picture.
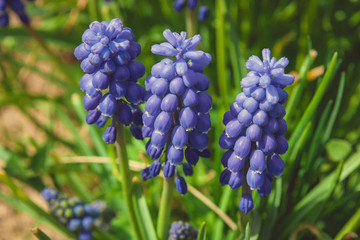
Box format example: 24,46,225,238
168,221,198,240
198,6,209,21
173,0,209,22
141,29,212,195
74,18,145,144
41,188,107,240
0,0,33,27
219,49,294,214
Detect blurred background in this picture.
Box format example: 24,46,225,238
0,0,359,239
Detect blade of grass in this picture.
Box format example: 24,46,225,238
31,227,52,240
213,187,234,240
334,208,360,240
197,222,207,240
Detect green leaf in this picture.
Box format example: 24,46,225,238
197,222,207,240
31,227,52,240
325,139,352,162
335,208,360,240
133,183,158,240
213,187,233,240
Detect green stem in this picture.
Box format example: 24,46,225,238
114,121,142,240
156,176,175,240
186,9,197,37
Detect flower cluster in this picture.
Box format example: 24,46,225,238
168,221,198,240
41,188,107,240
173,0,209,21
219,49,294,214
74,18,145,144
141,29,212,195
0,0,33,27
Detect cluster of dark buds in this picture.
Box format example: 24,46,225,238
0,0,34,27
168,221,198,240
219,49,294,214
141,29,212,195
173,0,209,21
41,188,113,240
74,18,145,144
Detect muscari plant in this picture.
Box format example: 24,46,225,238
0,0,33,27
219,49,294,214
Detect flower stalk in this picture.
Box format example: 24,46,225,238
114,119,142,240
157,176,175,240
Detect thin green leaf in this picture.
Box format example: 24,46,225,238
133,183,158,240
213,187,233,240
334,208,360,240
31,227,52,240
197,222,207,240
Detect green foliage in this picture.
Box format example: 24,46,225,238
0,0,359,239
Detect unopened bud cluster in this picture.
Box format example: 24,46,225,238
168,221,198,240
219,49,294,214
0,0,33,27
74,18,145,144
41,188,107,240
141,29,212,195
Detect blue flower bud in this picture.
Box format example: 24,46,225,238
243,97,259,113
114,65,130,81
246,169,265,190
151,131,168,148
95,114,108,128
258,175,272,197
253,110,269,126
169,77,186,95
221,150,233,168
130,125,143,140
187,0,197,9
149,160,162,177
83,93,102,111
196,92,212,113
259,99,275,112
79,231,92,240
146,144,163,159
74,43,90,60
250,150,266,172
168,145,184,165
171,125,188,149
109,81,126,99
259,133,277,154
241,75,260,88
230,102,242,116
41,188,58,202
82,216,94,231
194,73,210,91
266,85,279,104
73,205,85,217
182,70,197,87
225,119,243,138
219,133,236,150
198,6,209,21
264,117,279,133
68,218,82,231
86,108,101,124
188,61,204,73
251,87,266,101
145,95,162,116
219,169,231,185
176,176,188,195
151,78,169,97
141,167,152,180
234,136,251,158
100,60,116,75
159,61,176,80
196,113,211,133
92,71,110,90
154,111,172,133
131,106,143,125
199,148,211,158
239,193,254,214
102,125,116,144
161,94,178,112
229,171,243,189
0,14,9,28
189,130,209,151
180,107,197,131
143,112,156,128
126,82,144,104
227,152,245,172
267,154,284,177
117,103,132,125
275,136,288,154
174,59,187,76
246,124,262,141
185,147,199,166
163,161,175,178
236,93,247,106
128,60,145,79
183,163,194,176
80,74,100,97
99,93,117,116
223,111,234,125
277,118,287,135
237,109,253,127
142,125,153,138
182,88,198,107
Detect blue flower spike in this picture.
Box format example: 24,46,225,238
74,18,145,144
168,221,198,240
142,29,212,195
219,49,294,214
